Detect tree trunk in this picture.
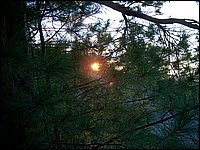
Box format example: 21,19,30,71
0,1,27,149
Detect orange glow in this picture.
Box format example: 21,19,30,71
91,62,100,71
109,82,113,86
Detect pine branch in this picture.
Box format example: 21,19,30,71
92,105,199,149
96,1,199,30
124,95,159,103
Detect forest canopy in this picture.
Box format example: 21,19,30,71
0,1,199,149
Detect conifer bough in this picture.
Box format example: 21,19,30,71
96,1,199,30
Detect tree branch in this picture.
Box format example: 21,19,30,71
96,1,199,30
124,95,159,103
36,1,46,56
92,105,198,149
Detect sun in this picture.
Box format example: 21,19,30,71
91,62,100,71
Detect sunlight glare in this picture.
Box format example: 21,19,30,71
91,62,100,71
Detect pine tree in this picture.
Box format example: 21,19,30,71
0,1,199,149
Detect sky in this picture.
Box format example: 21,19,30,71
160,1,199,21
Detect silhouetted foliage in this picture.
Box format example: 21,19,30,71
0,1,199,149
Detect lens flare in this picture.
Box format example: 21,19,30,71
91,62,100,71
